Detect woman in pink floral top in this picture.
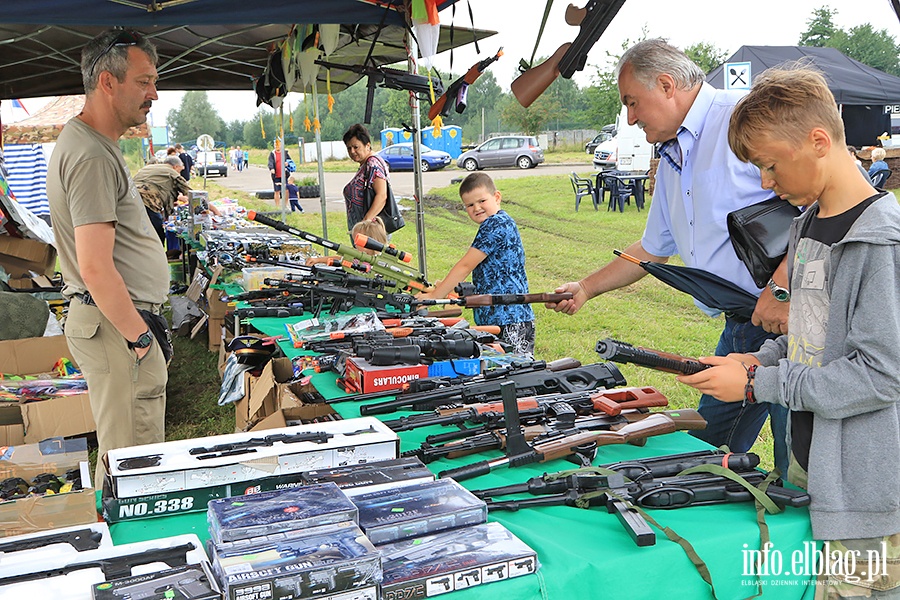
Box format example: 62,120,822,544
342,123,389,234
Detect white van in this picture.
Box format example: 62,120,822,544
614,105,653,172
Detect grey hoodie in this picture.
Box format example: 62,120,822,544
753,193,900,541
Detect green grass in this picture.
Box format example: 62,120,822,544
168,173,788,468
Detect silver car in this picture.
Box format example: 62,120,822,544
457,136,544,171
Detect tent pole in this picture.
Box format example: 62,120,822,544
279,103,287,222
312,85,328,242
407,33,428,279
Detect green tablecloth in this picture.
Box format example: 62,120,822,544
110,313,816,600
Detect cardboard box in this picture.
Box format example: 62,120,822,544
0,336,96,443
0,438,96,537
207,316,223,352
0,405,25,446
250,405,340,432
105,416,399,499
344,357,428,394
0,235,57,277
205,286,231,320
234,357,327,432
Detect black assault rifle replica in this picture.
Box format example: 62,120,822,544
470,450,810,547
357,359,627,415
512,0,627,108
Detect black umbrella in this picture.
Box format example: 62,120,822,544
614,250,758,321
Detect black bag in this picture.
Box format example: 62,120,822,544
364,159,405,234
138,309,174,364
727,197,801,288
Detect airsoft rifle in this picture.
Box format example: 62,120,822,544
595,338,711,375
512,0,627,107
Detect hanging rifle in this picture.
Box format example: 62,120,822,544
315,60,442,124
511,0,627,108
428,48,504,120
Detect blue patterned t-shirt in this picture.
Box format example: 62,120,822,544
470,210,534,326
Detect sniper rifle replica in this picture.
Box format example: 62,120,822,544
0,542,197,586
470,450,810,546
428,48,504,120
511,0,627,108
595,338,711,375
315,59,441,124
356,358,627,414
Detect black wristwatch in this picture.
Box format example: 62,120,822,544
127,329,153,350
767,278,791,302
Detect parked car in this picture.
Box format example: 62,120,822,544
592,137,618,168
195,151,228,177
376,142,451,172
584,128,616,154
456,136,544,171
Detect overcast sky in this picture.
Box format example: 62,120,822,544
5,0,900,128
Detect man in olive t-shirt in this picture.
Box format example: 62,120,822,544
46,29,169,486
134,154,191,242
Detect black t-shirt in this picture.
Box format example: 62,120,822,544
790,193,882,471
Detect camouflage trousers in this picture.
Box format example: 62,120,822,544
788,458,900,599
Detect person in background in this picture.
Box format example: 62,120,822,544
286,174,303,213
236,145,243,172
868,147,889,179
548,38,790,474
243,148,249,170
678,66,900,597
342,123,388,236
133,154,190,243
418,172,535,356
175,143,192,181
847,145,872,181
268,138,292,210
46,28,169,487
305,217,388,266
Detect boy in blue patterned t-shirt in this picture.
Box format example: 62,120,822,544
418,172,535,355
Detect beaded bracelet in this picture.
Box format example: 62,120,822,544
743,364,758,404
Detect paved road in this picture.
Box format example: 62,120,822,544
205,162,592,213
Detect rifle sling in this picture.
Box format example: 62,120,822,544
522,0,555,73
549,465,780,600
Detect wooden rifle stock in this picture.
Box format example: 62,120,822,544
590,386,669,416
511,44,569,108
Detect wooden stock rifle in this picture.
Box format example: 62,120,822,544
428,48,504,120
438,409,707,482
511,0,626,108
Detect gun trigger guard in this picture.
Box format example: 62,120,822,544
565,441,597,467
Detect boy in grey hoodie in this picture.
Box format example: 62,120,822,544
678,67,900,597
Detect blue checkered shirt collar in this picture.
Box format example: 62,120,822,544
657,130,685,173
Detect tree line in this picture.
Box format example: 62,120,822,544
166,7,900,149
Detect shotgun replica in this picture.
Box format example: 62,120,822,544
428,48,504,120
247,211,430,291
511,0,627,108
595,338,711,375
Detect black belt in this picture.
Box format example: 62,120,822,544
75,292,96,306
74,292,162,314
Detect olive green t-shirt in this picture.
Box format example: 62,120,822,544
47,117,168,304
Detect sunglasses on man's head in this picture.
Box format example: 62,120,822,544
88,30,142,78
